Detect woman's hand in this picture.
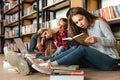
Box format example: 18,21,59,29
85,36,98,45
40,37,46,45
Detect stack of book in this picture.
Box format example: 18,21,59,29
50,65,84,80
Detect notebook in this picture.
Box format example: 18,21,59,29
14,38,36,58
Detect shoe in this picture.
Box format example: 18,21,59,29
26,56,44,65
25,53,36,58
32,61,52,74
3,61,18,72
5,51,30,75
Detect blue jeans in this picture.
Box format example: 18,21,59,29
50,45,118,70
28,34,38,52
52,46,66,57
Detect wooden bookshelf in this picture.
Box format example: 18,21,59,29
22,11,42,20
4,36,19,40
71,0,84,8
4,3,20,15
87,0,98,11
43,0,70,11
21,32,36,37
23,0,35,3
4,20,19,27
108,17,120,24
0,35,4,38
21,0,40,43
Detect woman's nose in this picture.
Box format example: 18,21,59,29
78,22,82,27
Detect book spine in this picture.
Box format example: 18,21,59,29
52,73,84,76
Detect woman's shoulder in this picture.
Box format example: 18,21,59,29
95,18,108,24
58,29,67,33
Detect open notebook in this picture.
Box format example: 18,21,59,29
14,38,36,58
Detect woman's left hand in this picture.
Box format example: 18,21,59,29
85,36,98,44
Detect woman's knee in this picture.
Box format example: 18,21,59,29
31,34,38,40
77,45,86,51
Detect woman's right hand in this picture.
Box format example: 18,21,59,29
41,37,46,45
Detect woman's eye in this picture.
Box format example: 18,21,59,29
44,32,47,35
75,22,78,24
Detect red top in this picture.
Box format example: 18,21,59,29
39,29,69,56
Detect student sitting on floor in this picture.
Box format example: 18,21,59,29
5,18,70,75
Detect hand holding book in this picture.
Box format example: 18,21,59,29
62,33,89,46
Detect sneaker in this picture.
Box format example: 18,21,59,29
5,51,30,75
3,61,18,72
32,61,52,74
26,56,45,65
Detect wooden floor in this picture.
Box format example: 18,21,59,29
0,53,120,80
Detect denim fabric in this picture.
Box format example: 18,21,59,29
28,34,38,52
50,45,118,70
52,46,66,57
50,46,77,61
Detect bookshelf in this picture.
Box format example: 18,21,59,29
20,0,41,49
3,0,21,52
0,1,4,53
3,0,20,39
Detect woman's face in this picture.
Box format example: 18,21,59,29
58,20,67,30
72,14,89,29
41,30,52,39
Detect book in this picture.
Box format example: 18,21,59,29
50,70,84,80
62,33,88,45
51,65,79,70
53,69,81,73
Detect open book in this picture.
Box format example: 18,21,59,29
62,33,88,45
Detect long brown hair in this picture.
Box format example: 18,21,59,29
66,7,98,37
37,28,57,56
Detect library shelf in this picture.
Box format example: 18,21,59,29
4,3,20,15
4,20,19,27
22,11,42,20
23,0,36,3
43,0,70,11
21,32,37,37
108,17,120,24
0,35,4,38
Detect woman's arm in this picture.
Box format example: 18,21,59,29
95,19,116,46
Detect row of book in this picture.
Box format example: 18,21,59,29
47,0,64,6
4,27,19,38
50,65,84,80
3,13,19,26
4,40,19,52
23,2,37,16
4,0,18,13
21,23,37,35
42,19,59,29
91,4,120,20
